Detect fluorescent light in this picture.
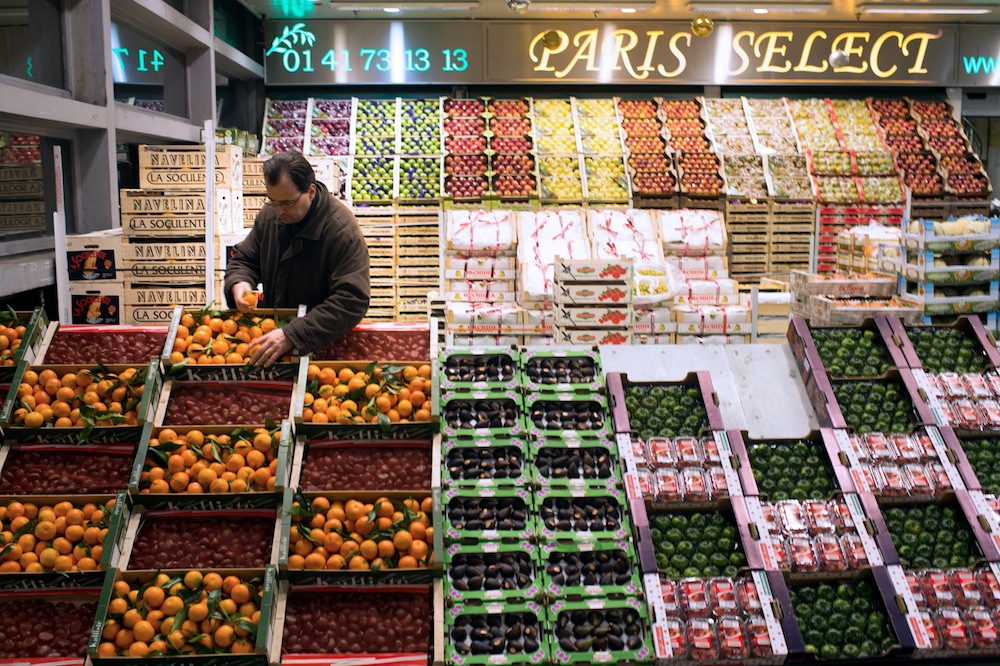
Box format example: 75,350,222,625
689,3,828,11
330,2,479,9
859,4,992,13
529,1,655,10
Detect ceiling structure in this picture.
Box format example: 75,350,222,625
244,0,1000,24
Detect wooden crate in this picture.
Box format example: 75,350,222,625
138,166,238,191
0,199,45,234
680,194,724,210
120,188,240,236
124,283,207,307
138,144,242,169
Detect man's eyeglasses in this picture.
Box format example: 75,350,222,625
264,191,306,209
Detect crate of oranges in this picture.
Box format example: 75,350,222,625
0,492,129,589
0,306,49,383
162,306,305,382
0,361,160,444
129,421,292,511
279,489,441,585
89,566,276,665
293,361,436,440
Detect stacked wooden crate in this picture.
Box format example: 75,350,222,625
767,198,815,278
395,213,441,321
725,196,769,279
356,212,397,322
118,144,242,323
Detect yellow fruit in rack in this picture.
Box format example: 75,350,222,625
10,367,145,428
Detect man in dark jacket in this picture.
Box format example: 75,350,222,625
225,151,370,366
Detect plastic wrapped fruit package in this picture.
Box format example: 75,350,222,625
679,578,711,618
965,607,1000,648
952,570,985,608
551,606,647,654
840,533,869,568
937,608,973,651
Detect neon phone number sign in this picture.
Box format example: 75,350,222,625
264,21,484,84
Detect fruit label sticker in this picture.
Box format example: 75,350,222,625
714,432,743,498
969,490,1000,552
887,563,934,649
751,571,788,656
844,494,884,566
652,621,674,659
913,369,950,426
485,603,504,614
927,427,966,491
833,430,870,493
586,598,606,609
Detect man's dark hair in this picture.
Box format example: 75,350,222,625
263,151,316,193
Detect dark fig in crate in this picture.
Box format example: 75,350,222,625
908,328,987,375
447,447,524,481
832,381,916,434
448,552,535,591
450,612,542,656
524,357,598,385
811,328,893,378
546,549,634,588
444,400,519,430
553,607,646,652
0,598,96,658
444,355,516,384
530,401,604,431
624,385,708,439
648,511,747,579
447,497,528,531
747,440,836,500
882,503,980,569
539,496,623,533
283,590,430,654
789,581,895,660
535,446,614,480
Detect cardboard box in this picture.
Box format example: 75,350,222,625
66,229,123,281
68,282,125,325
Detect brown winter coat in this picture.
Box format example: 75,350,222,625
224,182,370,353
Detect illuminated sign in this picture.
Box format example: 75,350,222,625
110,22,179,85
957,26,1000,86
490,22,956,84
264,20,961,85
263,21,486,84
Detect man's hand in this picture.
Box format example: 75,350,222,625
251,329,293,368
232,281,256,313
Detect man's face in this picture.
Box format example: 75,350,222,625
265,173,315,224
